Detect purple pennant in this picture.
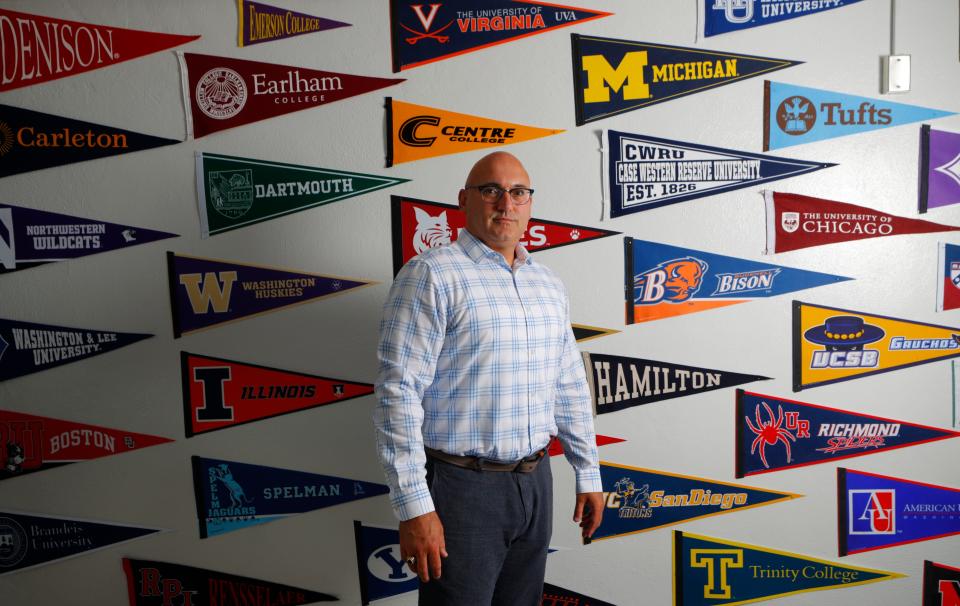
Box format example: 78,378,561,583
238,0,350,47
920,125,960,212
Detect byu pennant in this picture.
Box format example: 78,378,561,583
838,468,960,556
0,8,198,92
794,301,960,391
735,389,960,478
604,130,833,217
938,243,960,312
547,434,625,456
354,521,418,605
178,53,403,138
181,351,374,437
197,153,408,237
0,318,151,382
625,237,851,324
704,0,865,37
391,196,619,274
237,0,350,47
166,252,375,338
920,125,960,213
924,561,960,606
0,104,180,179
674,530,903,605
192,456,388,538
583,351,769,415
593,462,798,541
572,323,619,342
764,80,955,151
542,583,615,606
765,191,960,253
572,34,799,125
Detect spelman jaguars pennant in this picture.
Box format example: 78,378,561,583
924,561,960,606
920,125,960,213
704,0,865,37
237,0,350,47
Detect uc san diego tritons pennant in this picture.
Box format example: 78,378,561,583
920,124,960,213
237,0,350,47
704,0,865,37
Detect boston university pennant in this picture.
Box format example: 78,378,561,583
197,153,408,237
389,0,611,71
604,130,833,218
938,243,960,312
192,456,388,538
542,583,615,606
704,0,865,37
572,323,619,343
354,521,418,604
924,561,960,606
237,0,350,47
625,238,850,324
735,390,960,478
920,125,960,213
178,53,403,138
572,35,799,126
0,8,198,92
166,253,375,338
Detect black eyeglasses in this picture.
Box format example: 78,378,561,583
464,185,534,205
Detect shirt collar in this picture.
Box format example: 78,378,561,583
457,229,532,269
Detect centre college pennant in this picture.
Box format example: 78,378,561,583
703,0,865,37
920,124,960,213
237,0,350,47
924,560,960,606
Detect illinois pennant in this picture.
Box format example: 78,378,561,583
920,124,960,213
237,0,350,47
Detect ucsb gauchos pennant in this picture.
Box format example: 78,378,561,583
572,35,799,125
921,125,960,213
674,530,902,605
542,583,615,606
353,521,418,605
594,463,798,541
764,81,955,150
938,243,960,312
197,153,408,237
625,238,850,324
704,0,865,37
838,468,960,556
192,456,388,538
237,0,350,47
736,390,960,477
924,561,960,606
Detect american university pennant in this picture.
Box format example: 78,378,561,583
237,0,350,47
572,324,619,343
541,583,615,606
572,35,799,126
938,243,960,312
920,125,960,213
704,0,865,37
924,561,960,606
353,521,418,605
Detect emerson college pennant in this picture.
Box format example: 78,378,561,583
237,0,350,47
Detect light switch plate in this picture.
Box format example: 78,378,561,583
882,54,911,93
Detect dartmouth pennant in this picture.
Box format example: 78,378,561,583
735,389,960,478
572,35,799,125
593,462,798,541
197,153,408,237
625,238,850,324
704,0,865,37
0,105,180,179
794,301,960,391
838,468,960,556
541,583,615,606
764,81,955,151
166,253,375,338
572,324,619,343
391,196,618,274
192,456,388,538
237,0,350,47
178,53,403,138
920,125,960,213
181,351,373,437
604,130,833,217
0,203,176,274
924,561,960,606
583,352,769,415
354,521,418,605
674,530,903,605
938,243,960,312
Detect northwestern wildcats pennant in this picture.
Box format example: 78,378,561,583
938,243,960,312
924,560,960,606
573,34,800,125
238,0,350,47
572,323,619,343
704,0,865,37
920,124,960,213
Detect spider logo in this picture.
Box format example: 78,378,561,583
745,402,796,468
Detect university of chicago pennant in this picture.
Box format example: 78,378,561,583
353,521,418,604
704,0,865,37
572,323,619,342
938,243,960,312
572,35,799,125
542,583,615,606
237,0,350,47
920,125,960,213
924,560,960,606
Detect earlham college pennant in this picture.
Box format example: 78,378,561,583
920,124,960,213
354,521,418,605
572,323,619,343
542,583,615,606
938,243,960,312
924,560,960,606
704,0,865,37
237,0,350,47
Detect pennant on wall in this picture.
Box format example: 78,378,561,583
674,530,903,605
838,468,960,556
765,191,960,254
542,583,615,606
0,318,151,382
764,81,955,151
604,130,833,218
166,253,375,338
237,0,350,47
0,8,198,92
920,124,960,213
572,35,799,125
197,153,408,237
793,301,960,391
735,390,960,478
386,98,563,165
704,0,865,37
353,521,418,605
547,434,625,456
391,196,619,274
389,0,611,71
178,53,403,139
625,238,850,324
181,351,373,437
0,105,180,179
938,243,960,312
572,324,619,343
924,560,960,606
583,352,769,415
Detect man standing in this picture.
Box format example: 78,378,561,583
373,152,603,605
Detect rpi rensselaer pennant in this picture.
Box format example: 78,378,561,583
937,243,960,312
237,0,350,47
704,0,865,37
924,560,960,606
920,124,960,213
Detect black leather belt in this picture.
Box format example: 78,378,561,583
425,447,547,473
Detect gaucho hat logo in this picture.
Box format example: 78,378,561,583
804,315,884,350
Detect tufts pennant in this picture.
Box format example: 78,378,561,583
237,0,350,47
938,243,960,312
924,560,960,606
920,124,960,213
572,323,619,343
704,0,865,37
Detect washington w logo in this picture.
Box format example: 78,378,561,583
179,271,237,314
412,207,453,254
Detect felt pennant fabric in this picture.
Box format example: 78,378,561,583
546,434,625,456
571,324,619,343
923,560,960,606
541,583,615,606
704,0,865,37
353,521,418,605
938,243,960,312
237,0,350,47
920,124,960,213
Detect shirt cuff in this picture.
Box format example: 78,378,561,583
574,466,603,494
392,488,436,521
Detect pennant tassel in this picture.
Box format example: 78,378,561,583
763,190,776,254
176,52,195,140
920,124,932,213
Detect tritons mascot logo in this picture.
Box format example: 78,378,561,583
691,548,743,599
609,477,652,519
849,489,895,535
179,271,238,314
745,401,810,468
635,257,708,304
805,316,884,369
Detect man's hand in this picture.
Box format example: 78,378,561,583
573,492,604,541
399,511,448,582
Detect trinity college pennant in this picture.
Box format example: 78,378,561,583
178,53,403,138
0,104,180,179
0,8,198,92
920,125,960,213
197,153,408,237
938,243,960,312
389,0,611,71
674,531,903,605
838,468,960,556
390,196,618,274
542,583,615,606
604,130,832,217
237,0,350,47
354,521,418,604
572,35,799,125
924,561,960,606
764,81,955,151
572,324,619,343
624,238,850,324
192,456,388,538
704,0,865,37
735,389,960,478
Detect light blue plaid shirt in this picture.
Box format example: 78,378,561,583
373,229,602,521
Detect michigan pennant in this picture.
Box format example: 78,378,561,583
542,583,615,606
938,243,960,312
572,35,799,125
353,521,418,605
704,0,865,37
764,81,955,151
924,560,960,606
572,324,619,343
237,0,350,47
920,125,960,213
604,130,833,217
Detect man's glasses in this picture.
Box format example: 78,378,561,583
464,185,534,205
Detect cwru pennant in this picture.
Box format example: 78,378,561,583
924,560,960,606
353,521,418,605
937,243,960,312
237,0,350,47
920,124,960,213
704,0,866,37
